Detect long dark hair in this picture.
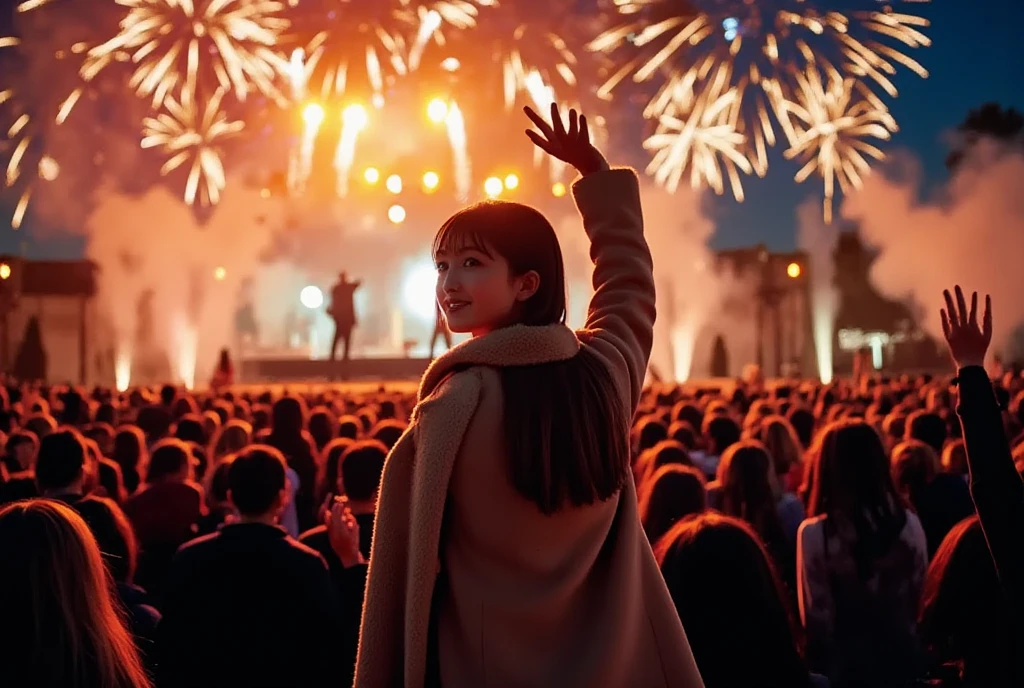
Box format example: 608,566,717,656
433,201,628,515
655,513,813,688
807,419,908,579
919,515,1010,685
0,500,150,687
717,440,788,556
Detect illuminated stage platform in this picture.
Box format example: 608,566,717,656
239,356,431,383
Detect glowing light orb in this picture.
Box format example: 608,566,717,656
342,104,368,130
422,171,439,190
787,262,802,279
364,167,380,184
213,266,227,281
303,103,325,127
484,176,503,197
0,263,10,280
386,174,402,193
388,204,406,224
503,173,519,190
300,285,324,309
427,98,449,123
402,259,439,321
38,155,60,181
552,181,566,197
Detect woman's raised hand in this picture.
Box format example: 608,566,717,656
941,285,992,369
524,103,609,177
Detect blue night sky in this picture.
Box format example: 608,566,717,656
1,0,1023,258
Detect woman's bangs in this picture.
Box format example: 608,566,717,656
432,212,494,260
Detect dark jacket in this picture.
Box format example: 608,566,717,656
156,522,343,688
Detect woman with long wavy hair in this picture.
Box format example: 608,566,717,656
0,499,150,687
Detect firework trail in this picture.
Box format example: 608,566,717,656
140,85,244,205
783,68,898,223
86,0,291,108
590,1,930,215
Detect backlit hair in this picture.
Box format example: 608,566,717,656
0,500,150,687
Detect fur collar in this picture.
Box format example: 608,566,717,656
419,323,581,401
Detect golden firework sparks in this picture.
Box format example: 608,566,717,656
141,85,243,205
87,0,290,108
783,68,898,223
591,1,929,198
644,65,753,201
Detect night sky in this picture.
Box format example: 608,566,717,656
1,0,1022,258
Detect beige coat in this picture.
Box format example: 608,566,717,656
354,169,703,688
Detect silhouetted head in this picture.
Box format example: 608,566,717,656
432,200,565,336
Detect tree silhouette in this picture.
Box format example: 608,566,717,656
12,316,47,382
946,102,1024,172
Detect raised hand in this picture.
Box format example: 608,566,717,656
524,103,609,177
325,497,364,567
940,285,992,369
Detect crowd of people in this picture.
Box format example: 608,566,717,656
1,105,1022,688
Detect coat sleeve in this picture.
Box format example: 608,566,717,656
572,168,655,415
955,366,1024,623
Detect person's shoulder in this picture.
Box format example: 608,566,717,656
283,534,330,571
173,530,221,562
797,514,828,543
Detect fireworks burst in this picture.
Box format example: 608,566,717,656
644,66,753,201
87,0,291,108
591,1,930,214
783,68,898,223
141,86,244,205
286,0,488,105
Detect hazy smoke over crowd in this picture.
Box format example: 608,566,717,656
798,197,840,383
85,180,287,389
842,141,1024,361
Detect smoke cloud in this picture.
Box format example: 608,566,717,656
841,141,1024,361
797,196,840,382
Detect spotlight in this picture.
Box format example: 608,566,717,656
787,262,801,279
484,176,503,197
302,103,325,127
213,266,226,281
504,173,519,190
364,167,380,184
386,174,402,194
388,204,407,224
299,285,323,310
0,263,10,280
342,104,368,130
422,171,439,191
427,98,448,123
551,182,567,197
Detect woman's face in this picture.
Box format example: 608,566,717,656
434,245,538,337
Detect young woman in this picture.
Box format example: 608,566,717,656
0,499,151,687
354,104,702,687
656,512,822,688
797,419,928,688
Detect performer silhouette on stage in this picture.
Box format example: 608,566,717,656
429,300,452,359
328,271,361,362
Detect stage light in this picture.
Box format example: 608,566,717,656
260,187,271,199
213,266,226,281
552,182,566,197
427,98,449,123
441,57,460,72
386,174,402,194
422,171,439,191
484,176,503,197
504,173,519,190
300,285,324,310
302,103,325,128
342,104,368,131
787,262,802,279
388,204,407,224
0,263,10,280
364,167,380,184
402,258,439,321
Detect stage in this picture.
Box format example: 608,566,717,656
239,355,432,383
